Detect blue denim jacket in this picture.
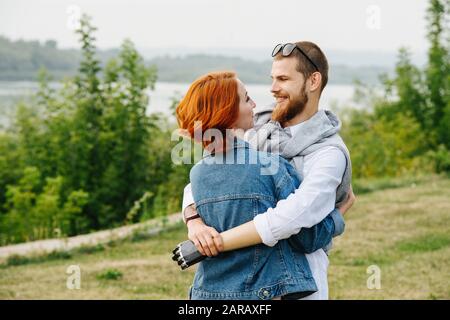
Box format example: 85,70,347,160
189,138,344,300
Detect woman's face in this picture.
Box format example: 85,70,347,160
233,79,256,130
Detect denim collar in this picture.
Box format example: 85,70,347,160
203,137,249,158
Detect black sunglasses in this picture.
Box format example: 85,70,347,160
272,43,319,72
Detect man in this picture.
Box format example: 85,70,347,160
181,41,355,299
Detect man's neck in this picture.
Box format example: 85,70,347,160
283,101,319,128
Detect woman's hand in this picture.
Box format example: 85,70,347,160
186,211,224,257
338,185,356,215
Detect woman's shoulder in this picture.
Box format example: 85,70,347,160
189,159,207,181
248,149,297,180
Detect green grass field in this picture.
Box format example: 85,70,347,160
1,176,449,299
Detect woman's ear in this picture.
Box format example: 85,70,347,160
177,128,191,139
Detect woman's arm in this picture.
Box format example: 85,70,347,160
219,186,354,253
182,186,355,256
187,198,352,255
221,208,344,252
184,208,261,254
220,219,262,251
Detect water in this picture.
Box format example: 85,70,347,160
148,82,356,117
0,81,357,120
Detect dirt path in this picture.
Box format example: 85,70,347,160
0,213,183,262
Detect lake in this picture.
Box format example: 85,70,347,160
149,82,357,117
0,81,357,121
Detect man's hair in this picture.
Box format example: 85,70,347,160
274,41,329,92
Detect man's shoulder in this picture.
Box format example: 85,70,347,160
306,133,349,157
305,145,346,167
308,144,345,154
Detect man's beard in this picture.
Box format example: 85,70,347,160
271,82,308,126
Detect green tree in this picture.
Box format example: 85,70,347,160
425,0,450,148
380,49,429,132
97,39,157,226
342,109,429,178
0,167,89,243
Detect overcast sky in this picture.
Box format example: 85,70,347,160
0,0,429,53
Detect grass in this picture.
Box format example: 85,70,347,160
97,269,123,281
3,251,73,267
396,234,450,253
352,174,433,195
0,175,449,299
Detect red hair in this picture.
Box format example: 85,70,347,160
176,71,240,150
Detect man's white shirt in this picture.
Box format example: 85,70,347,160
182,121,346,300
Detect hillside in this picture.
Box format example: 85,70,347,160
0,176,449,299
0,36,390,85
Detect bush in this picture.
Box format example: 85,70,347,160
430,145,450,173
342,109,430,179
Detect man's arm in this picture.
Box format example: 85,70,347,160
180,147,348,253
173,190,353,269
180,182,354,257
254,147,346,246
270,153,346,254
181,183,195,222
288,208,345,254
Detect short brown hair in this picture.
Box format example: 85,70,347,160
274,41,329,92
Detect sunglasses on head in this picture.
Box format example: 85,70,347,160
272,43,319,72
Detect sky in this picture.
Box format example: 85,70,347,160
0,0,430,54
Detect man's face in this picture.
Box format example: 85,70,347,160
270,56,309,125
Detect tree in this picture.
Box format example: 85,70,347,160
96,39,158,226
425,0,450,148
0,167,89,243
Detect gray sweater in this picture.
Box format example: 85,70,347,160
247,104,352,207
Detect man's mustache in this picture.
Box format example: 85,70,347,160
273,94,289,99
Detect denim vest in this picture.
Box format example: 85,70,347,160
189,138,320,300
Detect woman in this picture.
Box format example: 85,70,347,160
174,71,348,300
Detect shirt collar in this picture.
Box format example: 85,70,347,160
202,137,248,158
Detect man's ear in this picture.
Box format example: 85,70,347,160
309,72,322,92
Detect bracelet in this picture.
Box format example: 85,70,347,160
185,213,201,224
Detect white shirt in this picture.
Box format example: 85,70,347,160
181,122,346,300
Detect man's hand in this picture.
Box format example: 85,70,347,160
338,185,356,215
184,205,224,257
